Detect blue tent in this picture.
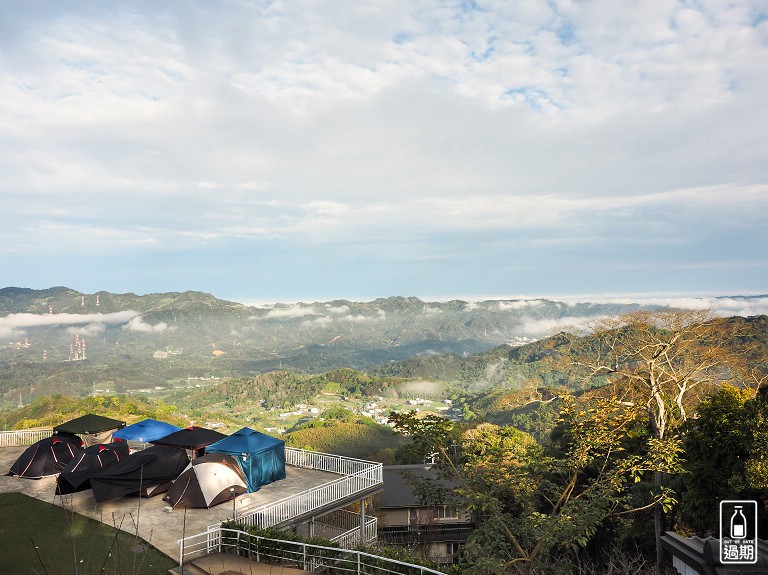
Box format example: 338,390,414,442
206,427,286,492
113,419,182,443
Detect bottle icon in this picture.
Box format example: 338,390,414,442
731,506,747,539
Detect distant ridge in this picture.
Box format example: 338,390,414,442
1,287,766,410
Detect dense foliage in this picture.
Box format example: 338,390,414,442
0,393,184,429
390,395,682,575
286,408,407,462
386,309,767,574
679,384,768,535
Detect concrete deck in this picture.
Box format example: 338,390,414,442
170,552,310,574
0,446,338,563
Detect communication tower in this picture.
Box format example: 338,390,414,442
68,335,87,361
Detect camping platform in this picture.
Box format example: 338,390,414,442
0,445,338,563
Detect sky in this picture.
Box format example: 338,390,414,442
1,1,767,304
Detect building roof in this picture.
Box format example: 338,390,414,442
661,531,768,575
381,464,460,508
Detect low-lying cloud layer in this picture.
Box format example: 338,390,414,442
123,316,168,333
258,294,768,339
0,311,138,339
517,295,768,337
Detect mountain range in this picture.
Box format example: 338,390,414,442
1,286,766,410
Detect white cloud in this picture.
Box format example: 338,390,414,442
497,300,545,311
0,1,765,299
0,311,137,330
303,316,333,327
342,314,373,323
65,323,106,337
0,310,138,339
264,305,318,319
325,305,350,314
555,295,768,317
342,310,386,323
423,306,443,315
518,315,594,338
515,296,768,337
709,297,768,317
123,316,168,333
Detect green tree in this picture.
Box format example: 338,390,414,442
680,384,768,535
565,308,754,567
389,398,680,575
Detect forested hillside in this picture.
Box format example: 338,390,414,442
0,393,184,430
0,286,674,409
389,309,768,574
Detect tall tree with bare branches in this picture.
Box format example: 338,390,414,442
564,307,755,568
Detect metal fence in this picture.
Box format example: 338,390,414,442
0,429,52,447
324,510,378,548
286,447,382,477
236,448,383,530
179,526,447,575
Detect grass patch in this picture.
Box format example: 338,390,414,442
0,492,176,575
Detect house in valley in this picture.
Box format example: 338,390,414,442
375,464,474,565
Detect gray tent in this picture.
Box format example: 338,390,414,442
163,452,247,509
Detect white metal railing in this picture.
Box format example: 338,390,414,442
286,447,381,476
178,526,446,575
0,429,52,447
235,448,383,530
296,510,377,548
326,511,378,548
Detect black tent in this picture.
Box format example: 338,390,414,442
56,441,130,494
54,414,126,447
89,445,189,502
164,453,247,509
8,435,83,479
150,426,227,457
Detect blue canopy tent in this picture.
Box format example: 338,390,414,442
112,419,182,445
206,427,286,492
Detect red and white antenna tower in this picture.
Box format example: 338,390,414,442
96,295,100,306
49,306,53,315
